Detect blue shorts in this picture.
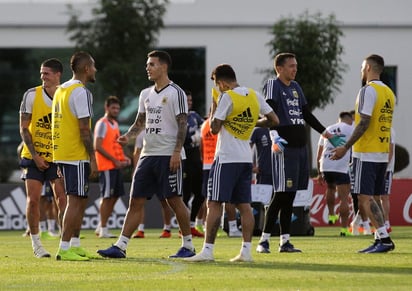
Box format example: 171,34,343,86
99,169,125,199
20,158,60,183
131,156,183,199
351,157,387,195
384,171,393,195
271,146,309,192
207,158,252,204
202,170,210,197
322,171,350,186
58,162,90,198
256,174,272,185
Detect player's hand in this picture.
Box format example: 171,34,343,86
270,130,288,153
117,135,129,145
33,154,49,171
169,151,181,173
89,159,99,179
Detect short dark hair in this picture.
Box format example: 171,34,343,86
41,58,63,74
274,52,296,67
147,50,172,69
105,96,121,107
210,64,237,82
339,111,352,120
365,54,384,74
70,51,93,73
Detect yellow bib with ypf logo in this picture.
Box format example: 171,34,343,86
52,83,90,161
21,86,54,162
223,88,259,140
353,82,395,153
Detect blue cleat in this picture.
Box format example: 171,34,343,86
97,245,126,258
363,241,395,253
256,240,270,253
169,247,196,258
358,240,380,253
279,241,302,253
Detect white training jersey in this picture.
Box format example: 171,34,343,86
138,82,188,156
213,86,273,163
318,121,354,173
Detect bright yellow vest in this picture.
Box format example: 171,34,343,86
52,83,89,161
353,82,395,153
21,86,54,162
223,88,259,140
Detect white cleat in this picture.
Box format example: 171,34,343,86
99,232,117,238
33,245,51,258
230,253,253,262
184,251,214,262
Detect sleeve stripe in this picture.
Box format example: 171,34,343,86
171,83,187,114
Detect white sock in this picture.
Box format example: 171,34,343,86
47,219,56,232
115,235,130,251
195,218,203,227
100,226,108,235
362,221,371,231
190,221,196,228
70,237,81,247
202,243,214,255
385,220,391,229
241,242,251,256
229,220,238,232
59,241,70,251
30,233,41,248
377,226,389,239
138,224,145,232
280,234,290,245
164,224,171,231
182,235,194,251
39,221,47,232
260,232,271,243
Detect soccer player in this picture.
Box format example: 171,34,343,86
316,111,354,236
52,51,99,261
94,96,131,238
185,63,279,262
19,58,67,258
256,52,343,254
332,54,395,253
97,50,195,259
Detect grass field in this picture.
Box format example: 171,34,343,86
1,226,411,290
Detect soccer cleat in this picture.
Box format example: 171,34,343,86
41,231,58,240
358,240,380,253
97,245,126,258
230,253,253,262
169,247,196,258
279,241,302,253
228,229,243,238
70,246,100,259
195,225,204,233
133,230,145,238
256,240,270,253
56,248,89,261
159,229,171,238
22,229,30,237
99,232,117,238
48,230,60,237
33,245,51,258
363,228,373,235
184,251,214,262
360,240,395,253
328,214,339,225
191,227,204,238
340,228,353,237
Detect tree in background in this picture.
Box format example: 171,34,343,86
66,0,169,102
265,11,347,171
